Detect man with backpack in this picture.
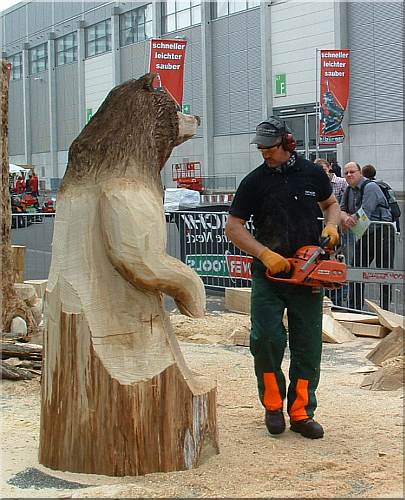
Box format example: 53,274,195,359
361,164,401,232
340,162,395,310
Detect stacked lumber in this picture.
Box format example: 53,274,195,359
224,290,402,353
225,287,251,315
322,314,355,343
1,341,43,380
359,300,404,391
229,325,250,347
332,311,388,339
331,311,388,338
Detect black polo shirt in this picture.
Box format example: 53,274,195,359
229,153,332,257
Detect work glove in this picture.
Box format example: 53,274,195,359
321,223,340,248
258,248,291,275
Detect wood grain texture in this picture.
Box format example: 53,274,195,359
1,60,37,336
39,74,218,476
225,287,251,315
366,326,404,366
322,314,356,343
11,245,26,283
365,300,404,330
339,321,390,338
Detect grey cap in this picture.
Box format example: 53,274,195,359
251,117,289,147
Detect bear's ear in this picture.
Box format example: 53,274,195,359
140,73,156,90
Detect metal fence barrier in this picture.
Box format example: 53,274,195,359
11,213,55,281
11,211,404,314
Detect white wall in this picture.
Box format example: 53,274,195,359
84,52,113,117
349,120,403,192
57,150,69,179
31,152,51,184
271,1,335,107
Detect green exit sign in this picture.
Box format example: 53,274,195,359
86,108,93,123
182,104,190,114
275,74,287,97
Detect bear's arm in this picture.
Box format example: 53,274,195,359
99,182,205,318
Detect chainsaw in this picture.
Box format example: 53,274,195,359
265,237,347,289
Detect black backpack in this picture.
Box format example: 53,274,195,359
360,179,401,221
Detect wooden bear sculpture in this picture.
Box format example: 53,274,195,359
39,74,218,476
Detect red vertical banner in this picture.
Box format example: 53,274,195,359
149,38,187,108
319,49,350,145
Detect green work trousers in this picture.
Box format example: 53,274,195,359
250,260,324,421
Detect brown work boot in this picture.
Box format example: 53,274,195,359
290,418,324,439
265,409,285,435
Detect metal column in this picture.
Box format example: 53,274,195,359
77,20,86,131
260,1,273,119
22,42,32,166
47,32,58,180
201,1,214,177
111,6,121,86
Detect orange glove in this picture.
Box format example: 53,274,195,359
258,248,291,275
321,223,340,248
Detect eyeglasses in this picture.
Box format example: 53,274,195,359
257,143,281,151
344,170,360,175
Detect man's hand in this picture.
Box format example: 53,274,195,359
258,248,291,275
321,223,340,248
342,214,357,230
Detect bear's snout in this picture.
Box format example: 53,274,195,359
176,111,200,145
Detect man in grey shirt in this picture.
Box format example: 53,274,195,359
340,162,395,310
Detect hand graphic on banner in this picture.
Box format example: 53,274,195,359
149,39,187,108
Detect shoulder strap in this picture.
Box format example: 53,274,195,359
342,183,349,208
375,180,390,190
359,179,373,201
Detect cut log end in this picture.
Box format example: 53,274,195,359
39,311,218,476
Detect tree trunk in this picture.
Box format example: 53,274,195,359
39,74,218,476
40,309,217,476
12,245,26,282
1,60,37,336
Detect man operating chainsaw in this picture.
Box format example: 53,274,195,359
225,117,341,439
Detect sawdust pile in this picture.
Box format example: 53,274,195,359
170,312,249,344
1,313,403,498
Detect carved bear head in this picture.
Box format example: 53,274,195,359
61,73,199,190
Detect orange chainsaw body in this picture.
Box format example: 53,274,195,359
265,244,347,289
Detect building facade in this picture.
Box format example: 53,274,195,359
1,0,403,192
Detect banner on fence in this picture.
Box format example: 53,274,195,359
149,38,187,107
186,253,253,280
319,49,350,145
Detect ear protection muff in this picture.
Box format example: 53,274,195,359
264,117,297,153
281,132,297,153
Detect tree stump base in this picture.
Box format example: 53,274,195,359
40,310,217,476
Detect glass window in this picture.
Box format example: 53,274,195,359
166,0,176,14
214,0,259,18
177,9,191,29
308,114,317,149
216,1,228,18
29,43,48,75
191,5,201,24
119,3,152,47
229,1,245,14
9,53,22,80
282,115,305,149
55,32,78,66
163,0,201,33
85,19,111,57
